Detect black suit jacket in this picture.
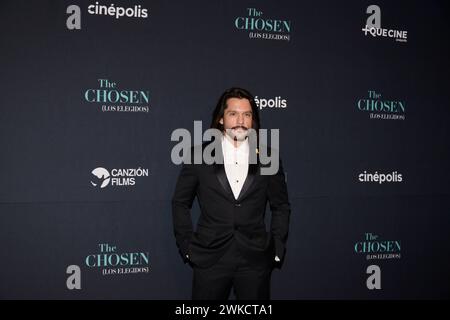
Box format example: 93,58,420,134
172,142,290,268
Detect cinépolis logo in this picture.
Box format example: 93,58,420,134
234,8,292,41
88,2,148,19
90,166,149,188
255,96,288,110
361,5,408,43
84,79,150,114
66,3,149,30
357,90,406,120
358,171,403,184
354,233,401,261
85,243,150,276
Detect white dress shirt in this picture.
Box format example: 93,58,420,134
222,135,249,200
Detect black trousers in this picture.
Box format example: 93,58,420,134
192,239,272,300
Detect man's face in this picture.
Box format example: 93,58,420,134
219,97,253,141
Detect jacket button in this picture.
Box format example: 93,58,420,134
235,203,241,207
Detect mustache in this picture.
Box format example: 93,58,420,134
230,126,248,130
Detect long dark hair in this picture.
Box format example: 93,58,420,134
210,87,261,131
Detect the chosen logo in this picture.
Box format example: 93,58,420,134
84,79,150,114
85,243,150,276
255,96,288,110
357,90,406,120
66,243,151,289
354,233,401,261
361,5,408,43
90,166,149,188
357,232,401,290
234,8,292,41
358,171,403,184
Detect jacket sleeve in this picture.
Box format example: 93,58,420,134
267,159,291,263
171,163,198,261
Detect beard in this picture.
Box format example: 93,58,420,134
225,126,249,141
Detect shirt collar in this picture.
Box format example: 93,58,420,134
222,134,249,155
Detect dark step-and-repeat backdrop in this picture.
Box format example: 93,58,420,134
0,0,449,299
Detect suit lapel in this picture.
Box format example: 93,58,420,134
215,164,235,201
236,162,258,201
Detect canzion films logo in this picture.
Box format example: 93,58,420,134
90,167,149,188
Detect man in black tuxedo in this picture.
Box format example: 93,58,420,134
172,87,290,300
